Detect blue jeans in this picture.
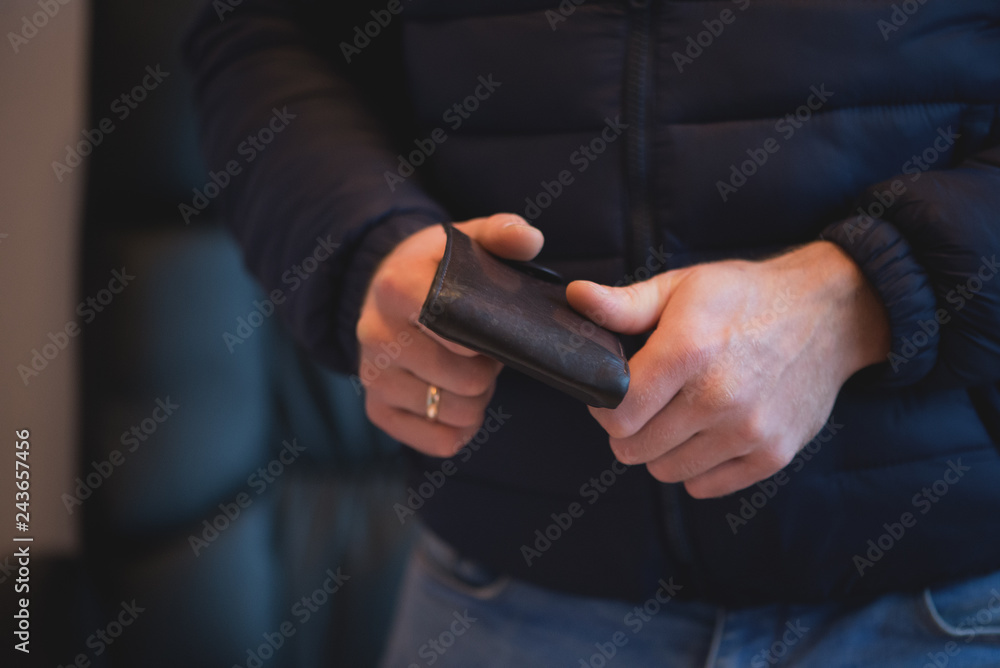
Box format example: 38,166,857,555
380,530,1000,667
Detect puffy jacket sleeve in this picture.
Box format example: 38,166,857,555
821,141,1000,388
183,0,448,374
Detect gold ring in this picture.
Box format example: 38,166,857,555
425,385,441,421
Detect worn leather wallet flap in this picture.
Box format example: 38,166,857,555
418,224,629,409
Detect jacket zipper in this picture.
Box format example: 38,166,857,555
623,0,697,584
624,0,654,274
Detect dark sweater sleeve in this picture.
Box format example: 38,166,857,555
183,0,449,374
821,142,1000,388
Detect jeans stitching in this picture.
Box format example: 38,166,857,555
921,588,1000,640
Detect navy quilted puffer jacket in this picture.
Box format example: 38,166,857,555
185,0,1000,604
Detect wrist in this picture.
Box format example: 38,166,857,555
772,241,891,377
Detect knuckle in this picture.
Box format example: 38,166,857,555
646,459,679,483
604,416,637,441
609,441,631,464
735,411,771,445
754,445,793,474
355,313,375,344
690,375,739,411
645,462,666,482
609,437,643,465
675,335,712,373
455,371,495,398
652,453,703,483
371,266,416,307
673,457,706,481
684,479,719,500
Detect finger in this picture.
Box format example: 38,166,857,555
680,448,791,499
365,399,478,458
644,429,754,485
416,320,496,360
566,273,683,336
369,260,441,327
360,305,501,395
391,332,501,397
364,366,494,429
456,213,545,261
587,323,698,440
603,385,710,464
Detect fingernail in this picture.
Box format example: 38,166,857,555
501,215,530,228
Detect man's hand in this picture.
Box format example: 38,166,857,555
357,214,543,457
566,241,890,498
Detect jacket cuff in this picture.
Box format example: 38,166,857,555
821,215,940,386
335,212,446,371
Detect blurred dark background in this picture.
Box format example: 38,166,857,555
1,1,415,666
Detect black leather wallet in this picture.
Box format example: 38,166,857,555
418,223,629,408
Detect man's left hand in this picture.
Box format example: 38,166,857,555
566,241,890,498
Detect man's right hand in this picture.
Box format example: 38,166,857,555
356,214,544,457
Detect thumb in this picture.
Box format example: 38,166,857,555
566,275,675,335
455,213,544,261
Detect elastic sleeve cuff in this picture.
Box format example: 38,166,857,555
821,216,940,386
334,212,446,371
